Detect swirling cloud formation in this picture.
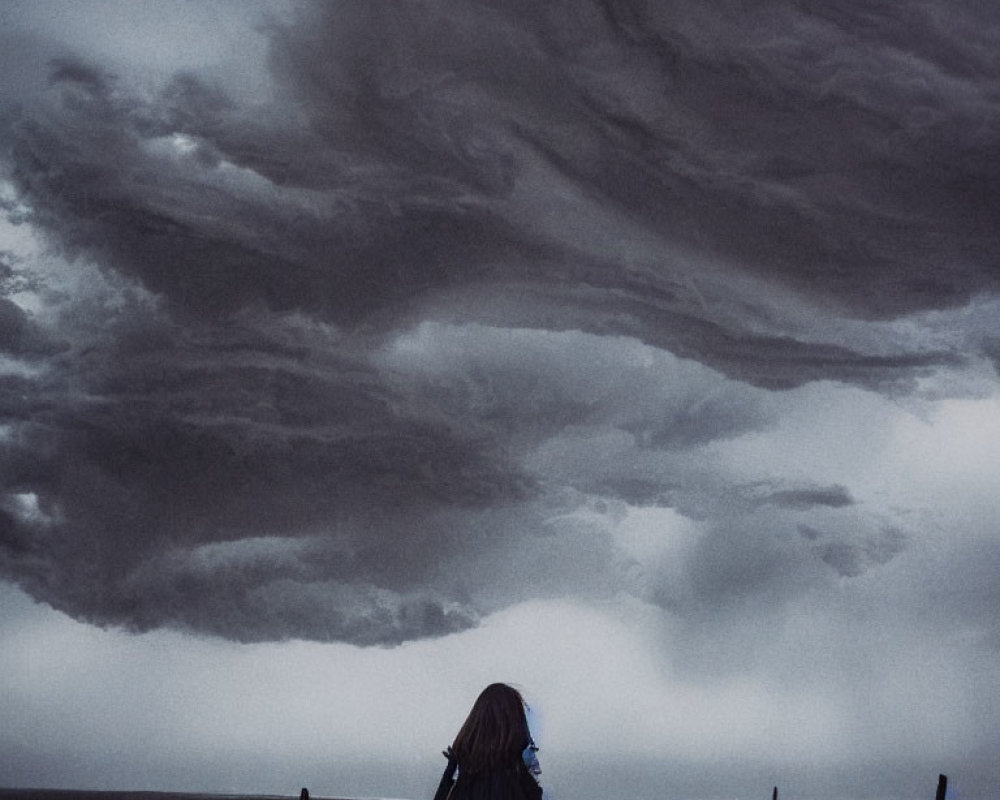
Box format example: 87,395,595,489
1,0,998,644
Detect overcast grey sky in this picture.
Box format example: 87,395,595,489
1,2,999,799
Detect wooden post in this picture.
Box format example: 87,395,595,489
935,774,947,800
772,786,777,800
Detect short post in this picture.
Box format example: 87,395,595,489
935,774,947,800
772,786,777,800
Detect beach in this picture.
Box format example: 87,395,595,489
0,791,347,800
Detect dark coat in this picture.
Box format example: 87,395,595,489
433,754,542,800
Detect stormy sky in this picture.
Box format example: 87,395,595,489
1,2,999,798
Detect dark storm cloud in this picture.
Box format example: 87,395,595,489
0,0,996,642
760,484,855,510
5,1,989,377
273,0,996,320
0,297,533,641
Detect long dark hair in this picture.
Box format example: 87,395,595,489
451,683,532,775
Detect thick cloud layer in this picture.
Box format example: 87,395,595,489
1,0,998,645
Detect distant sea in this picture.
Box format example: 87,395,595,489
0,792,355,800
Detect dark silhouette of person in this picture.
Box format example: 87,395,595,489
433,683,542,800
300,788,309,800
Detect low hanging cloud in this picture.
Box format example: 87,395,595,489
760,485,854,511
0,0,997,644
